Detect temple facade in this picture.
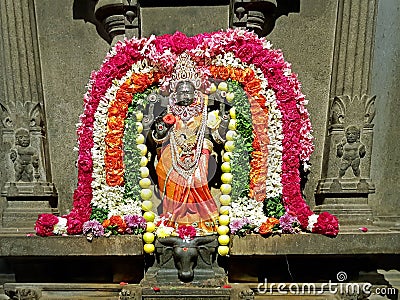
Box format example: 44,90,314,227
0,0,399,299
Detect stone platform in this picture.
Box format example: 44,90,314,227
0,226,399,257
0,229,399,299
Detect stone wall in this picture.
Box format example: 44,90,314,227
34,0,109,214
370,0,400,224
266,0,338,208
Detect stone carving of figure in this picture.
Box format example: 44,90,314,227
152,78,221,234
10,128,39,182
336,125,366,178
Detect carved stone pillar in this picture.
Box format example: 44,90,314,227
94,0,140,45
315,0,378,225
0,1,58,229
230,0,299,37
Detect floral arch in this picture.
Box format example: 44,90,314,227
35,29,339,251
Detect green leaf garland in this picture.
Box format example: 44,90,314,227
228,80,253,199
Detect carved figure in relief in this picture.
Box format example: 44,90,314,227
10,128,39,182
336,125,365,178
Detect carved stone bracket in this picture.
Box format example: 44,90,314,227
5,287,41,300
74,0,140,45
230,0,299,37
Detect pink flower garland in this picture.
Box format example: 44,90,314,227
44,29,338,237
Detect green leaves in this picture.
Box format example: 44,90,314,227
263,196,286,218
229,80,253,199
123,106,141,202
90,206,108,223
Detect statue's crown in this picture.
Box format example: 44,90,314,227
170,52,202,92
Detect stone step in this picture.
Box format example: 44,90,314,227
2,283,396,299
6,200,52,209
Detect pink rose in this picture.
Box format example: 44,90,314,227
35,214,59,237
67,218,84,235
312,212,339,237
177,225,196,240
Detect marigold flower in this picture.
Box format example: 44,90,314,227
162,113,176,125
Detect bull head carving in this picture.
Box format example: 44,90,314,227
158,235,217,282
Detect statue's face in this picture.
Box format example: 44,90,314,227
346,130,359,143
176,81,195,106
16,132,30,147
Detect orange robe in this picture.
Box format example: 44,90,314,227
156,115,218,233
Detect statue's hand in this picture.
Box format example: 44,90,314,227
32,155,39,168
154,116,171,140
10,149,17,162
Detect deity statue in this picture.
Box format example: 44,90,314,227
10,128,39,182
150,53,227,235
337,125,366,178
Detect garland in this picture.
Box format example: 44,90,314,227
34,29,339,245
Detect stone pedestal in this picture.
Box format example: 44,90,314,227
315,178,374,225
1,182,57,229
141,236,227,287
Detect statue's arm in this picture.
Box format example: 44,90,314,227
336,142,344,158
359,143,366,158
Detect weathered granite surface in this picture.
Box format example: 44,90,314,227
141,6,230,37
0,234,143,256
34,0,109,215
0,231,399,257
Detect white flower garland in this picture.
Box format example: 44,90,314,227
90,60,153,217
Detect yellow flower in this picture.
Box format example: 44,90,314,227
206,110,221,129
156,226,174,238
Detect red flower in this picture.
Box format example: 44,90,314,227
153,286,161,292
109,215,128,234
312,212,339,237
177,225,196,240
162,113,176,125
66,217,84,235
35,214,59,237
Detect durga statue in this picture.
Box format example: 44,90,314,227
149,52,227,235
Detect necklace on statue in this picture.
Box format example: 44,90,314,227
170,102,203,123
170,104,207,179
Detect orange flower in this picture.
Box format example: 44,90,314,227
130,73,155,93
105,134,123,148
210,66,230,80
259,218,280,235
109,215,127,233
102,219,110,228
108,106,120,116
232,68,254,84
104,152,124,169
115,89,132,105
106,172,124,186
103,73,157,189
107,115,124,131
245,79,262,96
162,113,176,125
